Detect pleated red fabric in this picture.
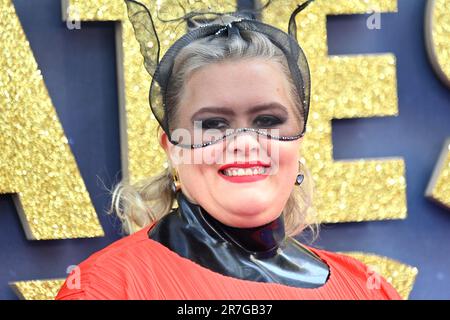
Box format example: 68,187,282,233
55,223,402,300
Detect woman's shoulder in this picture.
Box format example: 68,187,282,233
306,245,370,274
55,224,162,300
304,245,402,300
75,224,160,269
85,224,156,260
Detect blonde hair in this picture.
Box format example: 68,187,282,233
109,28,319,239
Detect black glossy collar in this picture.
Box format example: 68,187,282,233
147,190,330,288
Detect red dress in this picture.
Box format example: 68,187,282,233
55,222,402,300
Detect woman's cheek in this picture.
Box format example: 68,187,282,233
276,142,300,182
178,164,208,202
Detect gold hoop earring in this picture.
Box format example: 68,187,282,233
171,168,181,193
295,160,304,186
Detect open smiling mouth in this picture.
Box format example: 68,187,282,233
218,162,271,183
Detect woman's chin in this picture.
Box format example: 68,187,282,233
218,188,270,203
218,195,273,216
222,207,277,228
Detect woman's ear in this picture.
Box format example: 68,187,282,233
159,130,178,165
159,130,170,153
159,131,173,168
159,128,185,167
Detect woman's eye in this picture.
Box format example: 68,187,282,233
197,118,229,130
254,115,284,128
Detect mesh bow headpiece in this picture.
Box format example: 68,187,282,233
125,0,314,148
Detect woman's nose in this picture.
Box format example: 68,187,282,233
226,131,261,156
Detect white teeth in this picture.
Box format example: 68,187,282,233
222,166,268,177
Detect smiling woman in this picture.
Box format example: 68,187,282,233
55,0,402,300
164,56,308,230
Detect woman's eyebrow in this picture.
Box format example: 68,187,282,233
191,107,235,120
190,102,288,120
249,103,288,115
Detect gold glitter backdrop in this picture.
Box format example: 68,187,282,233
0,0,104,240
9,279,65,300
8,0,450,299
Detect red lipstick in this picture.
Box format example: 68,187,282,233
218,161,271,183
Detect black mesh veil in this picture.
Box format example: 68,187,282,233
125,0,314,148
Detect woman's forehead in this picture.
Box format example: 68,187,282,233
181,58,294,112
